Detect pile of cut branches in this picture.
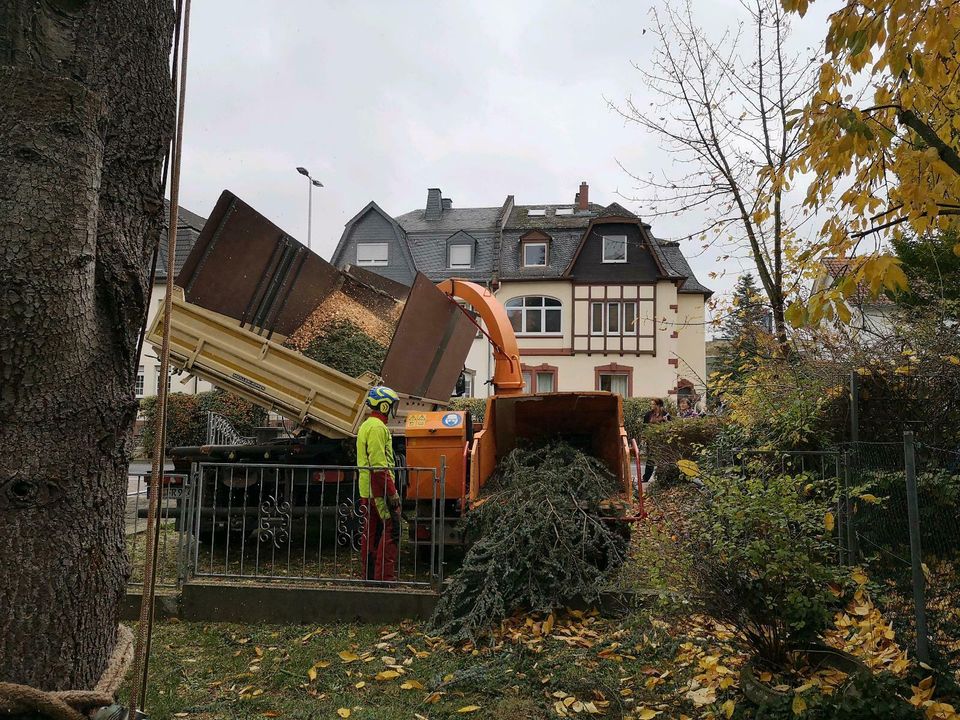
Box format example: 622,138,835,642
431,442,627,641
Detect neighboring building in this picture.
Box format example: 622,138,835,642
812,257,894,338
136,205,214,401
332,182,712,401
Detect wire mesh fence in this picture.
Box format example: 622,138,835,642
849,437,960,676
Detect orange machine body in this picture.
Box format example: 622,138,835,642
404,410,469,503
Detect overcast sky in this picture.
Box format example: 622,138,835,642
178,0,837,308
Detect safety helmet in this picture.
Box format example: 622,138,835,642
366,385,400,416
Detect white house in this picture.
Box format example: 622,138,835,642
136,205,214,401
331,182,712,402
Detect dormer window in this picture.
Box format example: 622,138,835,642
523,242,547,267
602,235,627,263
357,242,388,266
448,244,473,269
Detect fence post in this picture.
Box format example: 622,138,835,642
849,371,860,444
903,431,931,663
843,451,858,564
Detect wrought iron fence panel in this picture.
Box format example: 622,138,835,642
205,411,256,446
185,461,447,588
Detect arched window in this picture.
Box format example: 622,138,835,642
505,296,562,334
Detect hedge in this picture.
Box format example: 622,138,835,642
140,389,267,453
639,416,725,484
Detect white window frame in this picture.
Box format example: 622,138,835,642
356,242,389,266
591,300,639,335
448,244,473,269
462,370,475,398
505,296,563,335
135,365,145,397
602,235,628,263
522,369,556,394
522,242,548,267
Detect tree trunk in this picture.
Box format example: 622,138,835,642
0,0,173,693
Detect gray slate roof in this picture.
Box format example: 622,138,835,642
656,240,712,294
406,231,498,281
395,207,501,233
504,203,607,230
155,204,206,281
499,228,585,280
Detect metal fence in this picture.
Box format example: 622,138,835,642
848,435,960,673
189,462,447,588
125,471,193,588
717,436,960,674
206,411,256,446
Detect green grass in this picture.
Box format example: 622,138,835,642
130,603,706,720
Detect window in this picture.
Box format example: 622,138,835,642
357,242,388,266
522,242,547,267
505,296,562,334
602,235,627,263
448,244,472,269
555,207,574,216
135,365,144,397
590,301,638,335
522,364,557,393
598,373,629,395
527,208,546,216
462,370,475,398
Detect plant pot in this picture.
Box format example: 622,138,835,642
740,643,871,707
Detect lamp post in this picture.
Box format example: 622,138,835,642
296,166,323,250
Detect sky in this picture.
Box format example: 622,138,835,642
177,0,838,310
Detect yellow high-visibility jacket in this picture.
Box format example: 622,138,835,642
357,415,395,519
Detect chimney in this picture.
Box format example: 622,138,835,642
442,198,453,210
425,188,443,220
576,181,589,211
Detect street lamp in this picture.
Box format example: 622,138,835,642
296,166,323,250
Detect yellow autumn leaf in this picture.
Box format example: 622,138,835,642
637,708,661,719
400,680,425,690
306,666,317,681
375,670,401,681
354,681,365,689
858,494,879,504
943,355,960,366
543,613,555,635
457,706,482,713
792,694,807,715
823,511,835,532
336,709,351,719
338,651,359,663
722,699,736,718
851,569,869,585
424,692,443,704
677,459,700,477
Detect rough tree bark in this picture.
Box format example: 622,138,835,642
0,0,174,693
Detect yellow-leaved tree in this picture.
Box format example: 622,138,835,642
782,0,960,325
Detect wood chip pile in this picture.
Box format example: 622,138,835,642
286,289,402,350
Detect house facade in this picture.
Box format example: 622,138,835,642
136,205,214,401
331,182,712,401
812,257,894,339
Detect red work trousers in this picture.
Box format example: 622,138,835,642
359,498,398,582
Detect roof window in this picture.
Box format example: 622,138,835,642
555,207,574,216
527,208,546,216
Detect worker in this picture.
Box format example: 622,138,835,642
357,385,402,582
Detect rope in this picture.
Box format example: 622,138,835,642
0,625,134,720
128,0,192,713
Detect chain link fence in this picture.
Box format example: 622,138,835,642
849,436,960,677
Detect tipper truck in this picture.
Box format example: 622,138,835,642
150,191,636,550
